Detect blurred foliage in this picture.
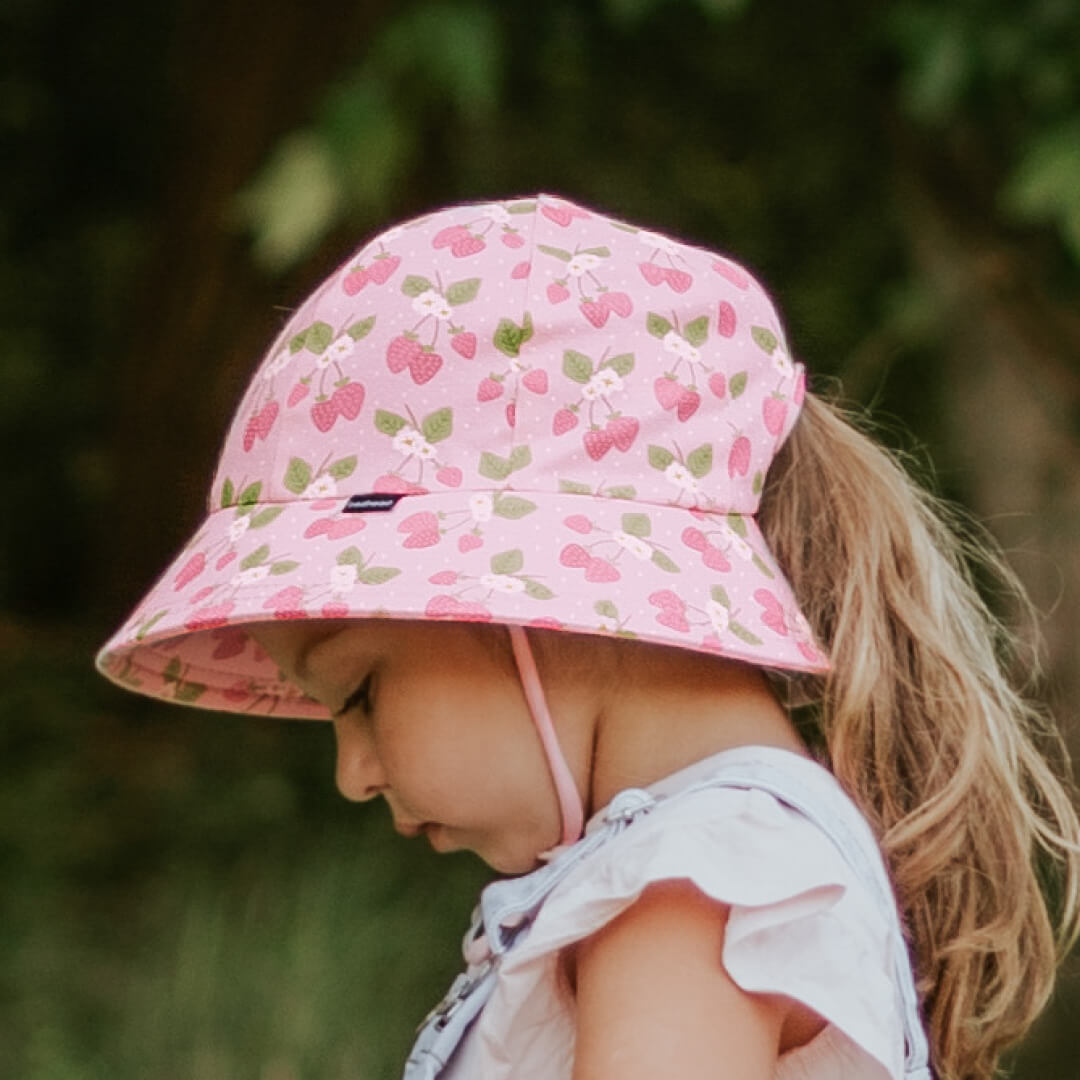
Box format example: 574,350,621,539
4,0,1080,1076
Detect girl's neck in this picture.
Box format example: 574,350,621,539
585,653,808,815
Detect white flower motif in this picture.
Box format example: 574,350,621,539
228,516,251,543
480,573,527,594
263,349,291,380
581,380,603,401
612,530,652,561
393,426,429,457
664,462,699,493
721,523,754,561
707,599,730,635
485,204,513,224
329,564,355,594
234,564,271,586
469,493,493,523
772,349,794,376
598,615,618,632
412,289,453,320
592,368,623,393
662,330,685,357
508,354,528,373
638,229,678,254
566,252,603,277
302,475,338,499
327,335,356,361
682,342,701,363
413,440,437,461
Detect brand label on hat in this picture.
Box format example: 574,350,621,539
343,493,406,514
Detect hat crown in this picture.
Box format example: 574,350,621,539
215,195,803,519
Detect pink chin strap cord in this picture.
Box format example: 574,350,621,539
508,625,585,846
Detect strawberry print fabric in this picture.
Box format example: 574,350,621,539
97,194,828,718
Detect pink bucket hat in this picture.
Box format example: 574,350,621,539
97,194,828,719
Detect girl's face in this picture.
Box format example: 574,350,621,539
249,619,565,873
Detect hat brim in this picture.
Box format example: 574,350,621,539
96,488,829,719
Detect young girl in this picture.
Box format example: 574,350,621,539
97,194,1080,1080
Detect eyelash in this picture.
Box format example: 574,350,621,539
338,673,374,718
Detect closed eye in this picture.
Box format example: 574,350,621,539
335,673,374,719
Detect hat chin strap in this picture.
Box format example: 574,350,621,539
507,625,585,846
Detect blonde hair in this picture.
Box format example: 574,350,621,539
758,392,1080,1080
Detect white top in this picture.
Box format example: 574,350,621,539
442,751,909,1079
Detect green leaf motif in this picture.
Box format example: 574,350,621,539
358,566,400,585
401,275,433,297
306,321,333,354
725,513,747,537
562,350,593,383
328,455,358,480
446,278,481,306
729,371,748,398
604,352,635,376
336,546,363,566
594,599,619,619
493,495,537,519
490,548,524,575
538,243,572,262
478,452,512,480
422,407,453,444
751,326,779,354
347,316,375,341
752,553,776,579
651,550,680,573
163,657,182,682
174,681,207,704
751,470,763,495
606,485,636,499
684,316,709,348
270,560,299,575
493,315,534,358
508,201,536,215
621,512,651,538
375,409,408,436
238,481,262,509
686,444,713,479
135,610,168,641
648,445,675,470
240,544,270,570
729,621,764,647
646,312,673,338
289,328,308,354
559,479,591,495
220,478,236,508
509,445,531,472
710,584,731,607
284,457,312,495
249,506,284,529
523,579,554,600
583,246,611,257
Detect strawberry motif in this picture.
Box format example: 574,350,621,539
605,415,639,452
216,551,237,571
263,586,307,620
580,300,609,328
398,511,441,549
681,527,708,552
343,268,369,295
366,254,400,284
703,546,731,572
310,398,339,433
511,261,531,279
410,349,443,385
547,282,571,304
585,557,620,583
522,369,549,394
505,403,516,428
648,589,690,633
174,552,206,590
763,394,788,437
373,474,428,495
564,515,592,534
559,543,591,569
387,334,423,373
708,372,727,399
436,465,463,488
639,262,666,286
654,376,683,411
287,381,310,407
541,203,589,227
583,427,615,461
717,300,737,338
321,602,350,619
712,258,750,289
754,588,788,635
477,377,504,402
451,331,477,359
600,291,633,317
425,595,493,620
243,401,279,451
433,225,470,249
502,230,525,249
664,268,693,293
553,407,578,435
451,234,486,258
676,389,701,422
728,435,752,477
332,382,365,420
458,533,483,553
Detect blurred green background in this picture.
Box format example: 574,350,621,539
3,0,1080,1076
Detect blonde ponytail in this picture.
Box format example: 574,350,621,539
758,392,1080,1080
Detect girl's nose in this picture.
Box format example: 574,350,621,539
333,721,387,802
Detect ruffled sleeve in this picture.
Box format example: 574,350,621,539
471,784,906,1079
